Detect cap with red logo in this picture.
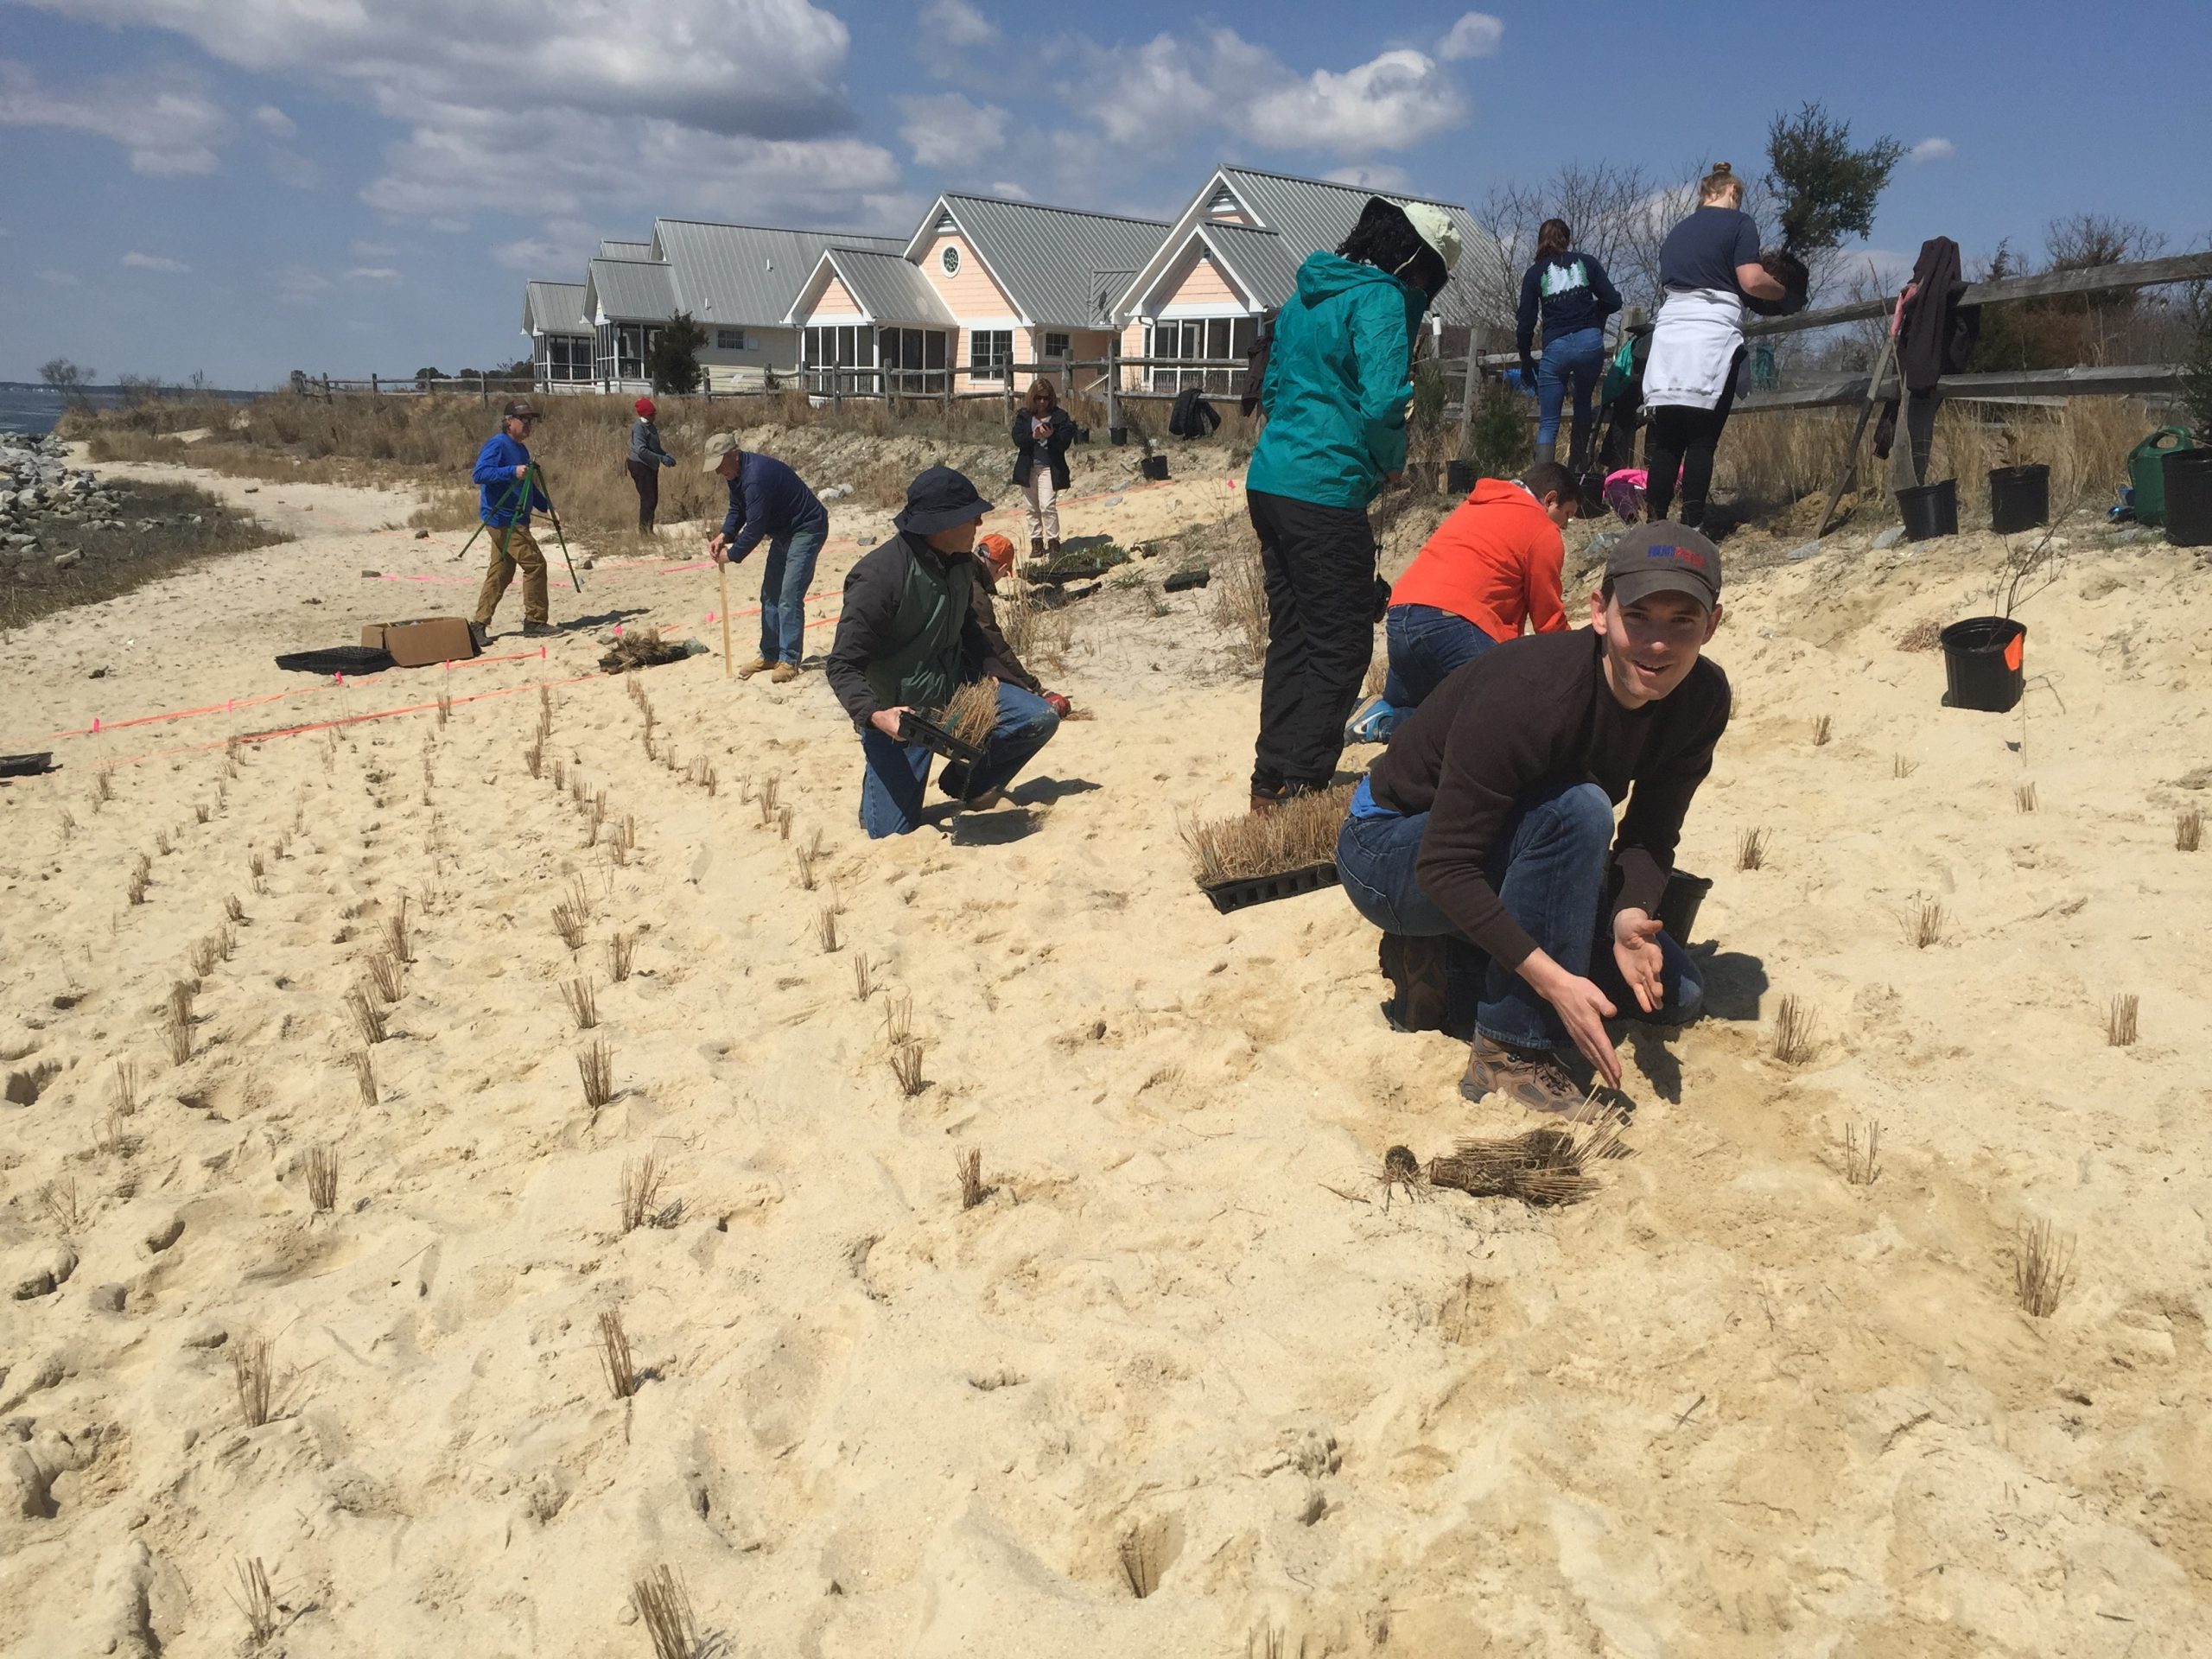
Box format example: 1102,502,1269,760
1604,521,1722,611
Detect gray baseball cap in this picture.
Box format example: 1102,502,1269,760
1605,521,1722,610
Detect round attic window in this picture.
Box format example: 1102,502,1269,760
940,245,961,276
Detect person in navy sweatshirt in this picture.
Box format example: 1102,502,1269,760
1515,221,1622,473
704,432,830,683
470,397,556,637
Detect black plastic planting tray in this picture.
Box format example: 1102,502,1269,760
1201,861,1341,914
898,709,984,766
0,752,56,779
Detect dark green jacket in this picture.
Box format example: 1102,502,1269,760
826,531,1032,731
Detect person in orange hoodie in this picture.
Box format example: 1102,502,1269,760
1379,461,1578,712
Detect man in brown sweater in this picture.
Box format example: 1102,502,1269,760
1334,523,1730,1112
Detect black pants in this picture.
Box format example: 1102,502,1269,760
1643,348,1744,528
627,460,659,531
1248,487,1376,796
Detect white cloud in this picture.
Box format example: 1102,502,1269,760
986,181,1028,200
0,58,229,174
122,251,192,271
346,266,401,283
1245,49,1466,153
921,0,997,44
493,218,596,271
351,238,399,257
251,103,296,137
39,268,81,286
1908,137,1955,164
895,92,1007,168
1437,12,1503,60
272,267,329,306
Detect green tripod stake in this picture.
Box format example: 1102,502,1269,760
455,464,584,595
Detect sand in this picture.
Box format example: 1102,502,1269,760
3,452,2211,1657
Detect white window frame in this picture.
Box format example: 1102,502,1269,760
940,245,962,276
1042,331,1071,360
968,327,1014,384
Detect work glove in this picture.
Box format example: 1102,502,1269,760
1043,692,1071,718
1520,354,1538,389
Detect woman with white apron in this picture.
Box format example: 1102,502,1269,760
1641,162,1785,528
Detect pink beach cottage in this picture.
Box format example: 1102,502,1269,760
1112,165,1490,395
784,194,1169,397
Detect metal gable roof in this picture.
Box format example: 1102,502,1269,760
816,248,957,327
597,238,653,261
585,257,677,323
936,194,1170,327
522,280,588,335
652,219,905,329
1217,166,1483,270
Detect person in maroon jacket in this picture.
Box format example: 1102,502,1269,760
1333,522,1730,1113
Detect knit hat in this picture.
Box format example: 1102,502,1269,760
633,397,656,417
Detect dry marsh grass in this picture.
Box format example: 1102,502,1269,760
1182,785,1356,887
232,1333,276,1427
1905,897,1948,950
890,1040,926,1096
2016,783,2038,814
1118,1528,1161,1599
233,1557,280,1647
608,929,636,982
162,982,195,1065
957,1147,987,1211
1426,1106,1630,1208
1810,715,1832,747
2106,993,2139,1047
347,1048,376,1108
1844,1120,1882,1185
817,906,840,953
620,1149,669,1233
346,985,388,1045
561,976,599,1030
577,1039,615,1111
2014,1218,2074,1319
365,949,404,1003
1770,994,1820,1065
2179,809,2202,853
598,1307,640,1399
304,1144,339,1213
941,677,1001,751
1735,826,1769,872
38,1174,86,1233
632,1564,701,1659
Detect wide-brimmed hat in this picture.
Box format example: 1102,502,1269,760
1605,522,1723,611
1396,201,1463,276
893,465,993,535
702,431,741,472
501,397,540,420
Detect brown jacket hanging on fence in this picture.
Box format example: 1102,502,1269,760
1877,237,1982,473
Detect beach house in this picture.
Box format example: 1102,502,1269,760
1112,166,1490,396
521,280,591,390
540,220,906,393
783,194,1168,397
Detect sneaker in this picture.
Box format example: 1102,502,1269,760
1378,933,1449,1033
1460,1035,1586,1116
770,663,800,683
522,619,558,638
735,656,773,678
1345,696,1400,744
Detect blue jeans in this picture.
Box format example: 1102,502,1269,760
858,682,1059,839
1382,604,1497,709
758,518,828,665
1536,327,1606,455
1334,778,1703,1051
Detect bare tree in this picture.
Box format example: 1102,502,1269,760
39,359,96,406
1466,160,1656,333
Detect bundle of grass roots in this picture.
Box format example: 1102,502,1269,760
1424,1103,1630,1207
1181,784,1356,888
597,626,690,674
937,677,1001,752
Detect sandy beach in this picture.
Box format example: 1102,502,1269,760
4,448,2210,1656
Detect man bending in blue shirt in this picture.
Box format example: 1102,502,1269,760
705,432,830,683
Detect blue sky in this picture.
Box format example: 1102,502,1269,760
1,0,2202,385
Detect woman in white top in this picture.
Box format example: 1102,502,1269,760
1640,162,1785,528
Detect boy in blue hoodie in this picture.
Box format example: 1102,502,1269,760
471,398,556,637
1243,196,1461,812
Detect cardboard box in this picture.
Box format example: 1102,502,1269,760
360,617,480,669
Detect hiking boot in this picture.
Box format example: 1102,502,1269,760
522,619,558,638
1378,933,1449,1033
1460,1035,1586,1115
735,655,773,678
770,662,800,683
938,760,971,799
1249,788,1285,816
1030,537,1046,558
1046,539,1060,554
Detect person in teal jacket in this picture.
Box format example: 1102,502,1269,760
1243,196,1462,810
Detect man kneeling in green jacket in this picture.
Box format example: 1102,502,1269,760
825,467,1059,838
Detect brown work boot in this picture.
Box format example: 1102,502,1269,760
736,655,773,678
1046,538,1060,554
1030,537,1046,557
769,662,799,683
1378,933,1449,1032
1461,1035,1586,1115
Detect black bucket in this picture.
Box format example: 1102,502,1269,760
1988,464,2050,535
1897,478,1958,542
1939,615,2025,713
1656,869,1713,944
2163,449,2212,549
1446,459,1475,495
1109,426,1128,447
1141,455,1169,481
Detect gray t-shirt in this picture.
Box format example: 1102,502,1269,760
1659,207,1761,294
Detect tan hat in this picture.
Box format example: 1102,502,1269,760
1396,201,1462,276
702,431,741,472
